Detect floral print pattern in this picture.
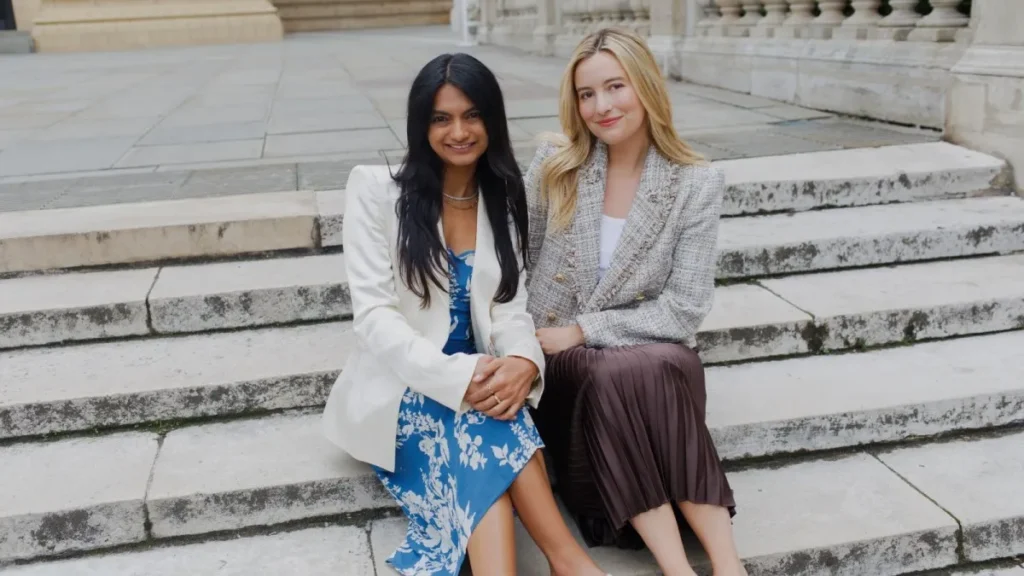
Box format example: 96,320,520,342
373,249,545,576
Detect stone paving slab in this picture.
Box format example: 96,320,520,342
147,413,390,538
374,453,960,576
716,196,1024,278
0,137,978,218
0,526,375,575
1,142,1004,272
697,284,814,364
0,323,352,440
877,430,1024,563
718,141,1006,215
762,253,1024,350
316,189,345,247
0,432,158,561
7,243,1024,356
0,191,318,274
0,268,156,349
149,254,350,333
708,330,1024,460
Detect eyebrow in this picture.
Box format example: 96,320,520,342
432,108,478,116
576,77,626,92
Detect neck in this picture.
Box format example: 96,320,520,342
607,130,650,172
443,164,477,199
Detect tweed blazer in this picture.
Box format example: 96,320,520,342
524,140,724,349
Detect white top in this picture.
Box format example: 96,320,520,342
598,214,627,282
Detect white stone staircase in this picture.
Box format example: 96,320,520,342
1,140,1023,575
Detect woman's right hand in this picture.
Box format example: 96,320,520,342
463,355,496,404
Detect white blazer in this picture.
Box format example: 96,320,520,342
322,165,546,472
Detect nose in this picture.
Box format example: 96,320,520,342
595,91,613,115
451,119,469,141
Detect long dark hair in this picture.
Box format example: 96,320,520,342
392,53,529,308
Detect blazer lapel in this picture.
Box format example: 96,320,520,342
470,191,497,354
572,141,607,308
587,146,678,310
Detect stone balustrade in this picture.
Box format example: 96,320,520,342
694,0,972,42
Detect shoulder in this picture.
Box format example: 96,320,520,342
672,161,725,201
346,165,400,210
527,136,564,171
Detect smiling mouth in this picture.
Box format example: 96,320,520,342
597,117,622,128
447,143,476,151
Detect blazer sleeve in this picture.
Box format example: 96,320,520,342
577,166,724,348
490,230,546,407
343,166,479,413
524,140,556,273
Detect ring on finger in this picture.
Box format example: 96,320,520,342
492,393,503,406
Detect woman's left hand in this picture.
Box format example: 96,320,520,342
465,356,538,420
536,325,585,355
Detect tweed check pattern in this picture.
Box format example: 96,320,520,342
524,140,725,349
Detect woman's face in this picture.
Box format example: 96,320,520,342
428,84,489,169
574,51,646,147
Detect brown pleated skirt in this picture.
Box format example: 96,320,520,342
532,343,736,550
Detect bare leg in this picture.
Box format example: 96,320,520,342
629,504,698,576
467,493,516,576
677,502,747,576
508,453,606,576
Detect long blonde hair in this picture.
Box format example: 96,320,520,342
539,28,705,230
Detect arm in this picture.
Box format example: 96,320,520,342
343,166,479,413
490,234,546,406
577,167,724,348
524,141,556,273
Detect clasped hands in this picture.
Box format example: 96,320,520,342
463,355,538,421
461,325,584,421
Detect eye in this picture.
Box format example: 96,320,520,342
432,115,448,124
610,83,625,91
578,92,592,101
466,110,481,119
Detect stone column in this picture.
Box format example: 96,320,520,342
477,0,495,44
909,0,971,42
947,0,1024,193
871,0,922,40
534,0,560,56
808,0,847,39
834,0,882,39
777,0,817,38
710,0,743,36
752,0,788,38
648,0,686,76
30,0,282,51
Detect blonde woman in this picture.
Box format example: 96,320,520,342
525,29,746,576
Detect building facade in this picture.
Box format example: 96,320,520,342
478,0,1023,191
12,0,451,53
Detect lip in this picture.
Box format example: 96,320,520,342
597,116,622,128
446,142,476,153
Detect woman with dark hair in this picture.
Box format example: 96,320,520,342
322,53,608,576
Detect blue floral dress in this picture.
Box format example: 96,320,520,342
373,249,545,576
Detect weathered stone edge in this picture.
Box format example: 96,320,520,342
744,526,960,576
712,389,1024,461
0,372,337,440
716,222,1024,279
964,516,1024,563
147,474,392,539
0,502,146,562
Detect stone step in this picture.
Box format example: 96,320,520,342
4,256,1024,439
716,195,1024,279
6,201,1024,350
4,417,1023,573
0,32,34,55
0,142,1004,274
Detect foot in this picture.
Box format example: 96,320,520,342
711,559,748,576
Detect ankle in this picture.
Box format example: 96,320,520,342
711,558,747,576
548,547,602,576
